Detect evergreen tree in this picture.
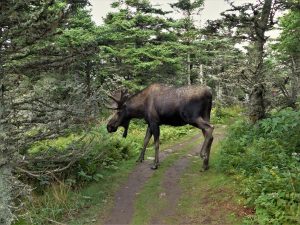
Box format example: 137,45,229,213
0,1,103,223
170,0,204,85
99,0,183,89
272,8,300,107
213,0,284,122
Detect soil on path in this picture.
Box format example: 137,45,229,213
102,135,200,225
102,127,251,225
148,127,253,225
149,144,201,225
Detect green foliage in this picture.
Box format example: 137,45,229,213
26,124,141,186
20,183,78,225
170,0,204,12
29,134,80,154
19,121,195,224
211,105,243,124
100,0,185,86
276,9,300,57
217,108,300,224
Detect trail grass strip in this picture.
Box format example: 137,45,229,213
102,134,200,225
132,126,253,225
131,138,202,225
162,126,254,225
150,143,202,225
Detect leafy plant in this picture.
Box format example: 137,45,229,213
217,108,300,224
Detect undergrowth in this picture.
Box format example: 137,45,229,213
15,120,194,225
211,104,244,124
216,108,300,225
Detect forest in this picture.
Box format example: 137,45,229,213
0,0,299,224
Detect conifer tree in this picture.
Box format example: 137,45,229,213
213,0,284,122
99,0,184,88
171,0,204,85
0,1,100,223
273,7,300,107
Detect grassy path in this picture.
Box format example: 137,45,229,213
103,135,200,225
71,125,253,225
152,126,253,225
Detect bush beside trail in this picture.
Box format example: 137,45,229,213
217,108,300,225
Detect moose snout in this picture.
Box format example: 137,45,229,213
107,125,117,133
107,125,112,133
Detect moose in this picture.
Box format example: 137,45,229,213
106,83,214,170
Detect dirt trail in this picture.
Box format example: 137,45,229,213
150,145,200,225
103,135,200,225
102,127,249,225
149,127,240,225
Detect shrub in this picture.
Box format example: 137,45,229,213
216,108,300,224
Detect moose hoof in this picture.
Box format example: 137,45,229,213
201,165,209,172
151,164,158,170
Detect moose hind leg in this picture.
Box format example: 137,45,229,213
195,118,214,171
199,129,206,159
202,136,213,170
137,126,152,162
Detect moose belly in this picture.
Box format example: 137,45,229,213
159,114,186,126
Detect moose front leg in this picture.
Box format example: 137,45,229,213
150,124,160,170
137,126,152,163
195,118,214,171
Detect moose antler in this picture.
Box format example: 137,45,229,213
107,94,119,103
119,89,129,103
105,89,130,110
104,104,119,110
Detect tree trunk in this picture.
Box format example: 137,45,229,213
290,56,300,108
248,0,272,123
0,78,16,225
0,81,14,225
198,64,204,84
0,160,13,225
249,83,266,122
187,53,191,85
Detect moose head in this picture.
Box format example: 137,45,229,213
106,89,130,138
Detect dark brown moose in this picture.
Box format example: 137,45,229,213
106,84,214,170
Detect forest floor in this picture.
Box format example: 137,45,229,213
69,125,254,225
